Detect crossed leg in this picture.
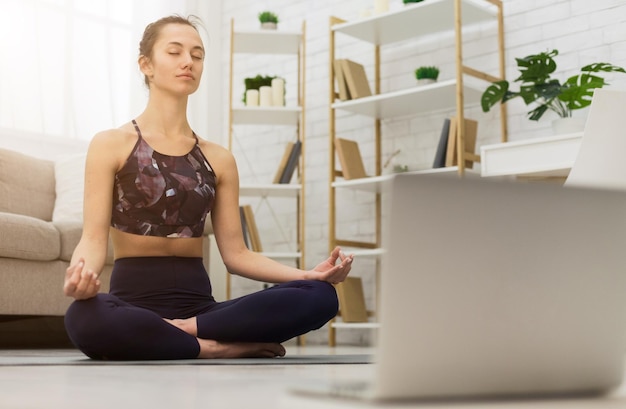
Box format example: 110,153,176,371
164,280,338,358
66,280,337,360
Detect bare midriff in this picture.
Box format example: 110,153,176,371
110,228,204,259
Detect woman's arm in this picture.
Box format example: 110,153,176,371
207,144,353,284
63,131,120,300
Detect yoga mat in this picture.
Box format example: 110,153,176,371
0,352,373,366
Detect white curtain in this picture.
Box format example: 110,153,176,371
0,0,219,147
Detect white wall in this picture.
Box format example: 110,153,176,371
220,0,626,345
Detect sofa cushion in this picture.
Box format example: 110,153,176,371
0,148,55,221
52,153,86,222
53,220,83,262
0,212,60,261
53,220,115,265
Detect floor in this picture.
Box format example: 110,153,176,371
0,345,374,409
2,346,626,409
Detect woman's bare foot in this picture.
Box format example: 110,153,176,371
163,318,285,359
196,339,286,359
163,318,197,336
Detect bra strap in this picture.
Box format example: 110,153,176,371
131,119,143,139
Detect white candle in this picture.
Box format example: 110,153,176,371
259,86,272,107
245,89,259,106
374,0,388,14
271,78,285,106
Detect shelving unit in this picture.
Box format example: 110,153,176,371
328,0,506,345
227,19,306,299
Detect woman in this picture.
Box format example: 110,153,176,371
63,15,353,360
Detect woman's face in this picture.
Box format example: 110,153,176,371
142,23,205,95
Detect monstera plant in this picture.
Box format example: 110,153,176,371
481,49,626,121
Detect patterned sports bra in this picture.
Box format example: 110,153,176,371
111,120,216,238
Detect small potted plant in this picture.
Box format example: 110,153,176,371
415,66,440,86
258,11,279,30
404,0,425,4
481,49,626,133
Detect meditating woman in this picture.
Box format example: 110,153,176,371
63,15,353,360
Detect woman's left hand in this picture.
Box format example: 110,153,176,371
307,246,353,284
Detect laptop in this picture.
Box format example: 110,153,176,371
295,173,626,401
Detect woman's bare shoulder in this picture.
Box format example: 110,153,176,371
197,138,235,164
86,124,139,170
90,124,136,147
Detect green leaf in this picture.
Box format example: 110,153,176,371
481,81,509,112
559,73,605,110
514,50,558,84
581,62,626,74
517,84,540,105
528,104,549,121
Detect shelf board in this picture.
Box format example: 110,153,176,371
331,79,483,119
332,0,497,46
240,183,302,198
233,30,302,54
260,252,302,260
347,248,386,258
331,322,380,329
232,106,302,126
480,132,583,178
332,167,465,193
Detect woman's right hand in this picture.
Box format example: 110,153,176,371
63,258,101,300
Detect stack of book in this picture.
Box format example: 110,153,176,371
333,59,372,101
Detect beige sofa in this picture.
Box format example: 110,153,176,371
0,148,211,345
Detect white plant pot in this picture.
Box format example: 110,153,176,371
551,117,586,135
261,22,277,30
416,78,436,86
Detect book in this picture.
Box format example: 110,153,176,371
445,117,478,169
279,140,302,184
432,118,451,168
239,206,250,249
334,138,368,180
336,276,368,323
340,59,372,99
333,59,351,101
241,205,262,252
273,142,295,183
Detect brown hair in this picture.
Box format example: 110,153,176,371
139,15,202,87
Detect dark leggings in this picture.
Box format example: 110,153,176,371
64,257,338,360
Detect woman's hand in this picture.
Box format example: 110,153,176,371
307,247,354,284
63,258,101,300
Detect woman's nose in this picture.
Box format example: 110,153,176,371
181,53,193,68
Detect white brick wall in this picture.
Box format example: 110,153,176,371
217,0,626,345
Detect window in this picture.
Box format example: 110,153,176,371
0,0,192,141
